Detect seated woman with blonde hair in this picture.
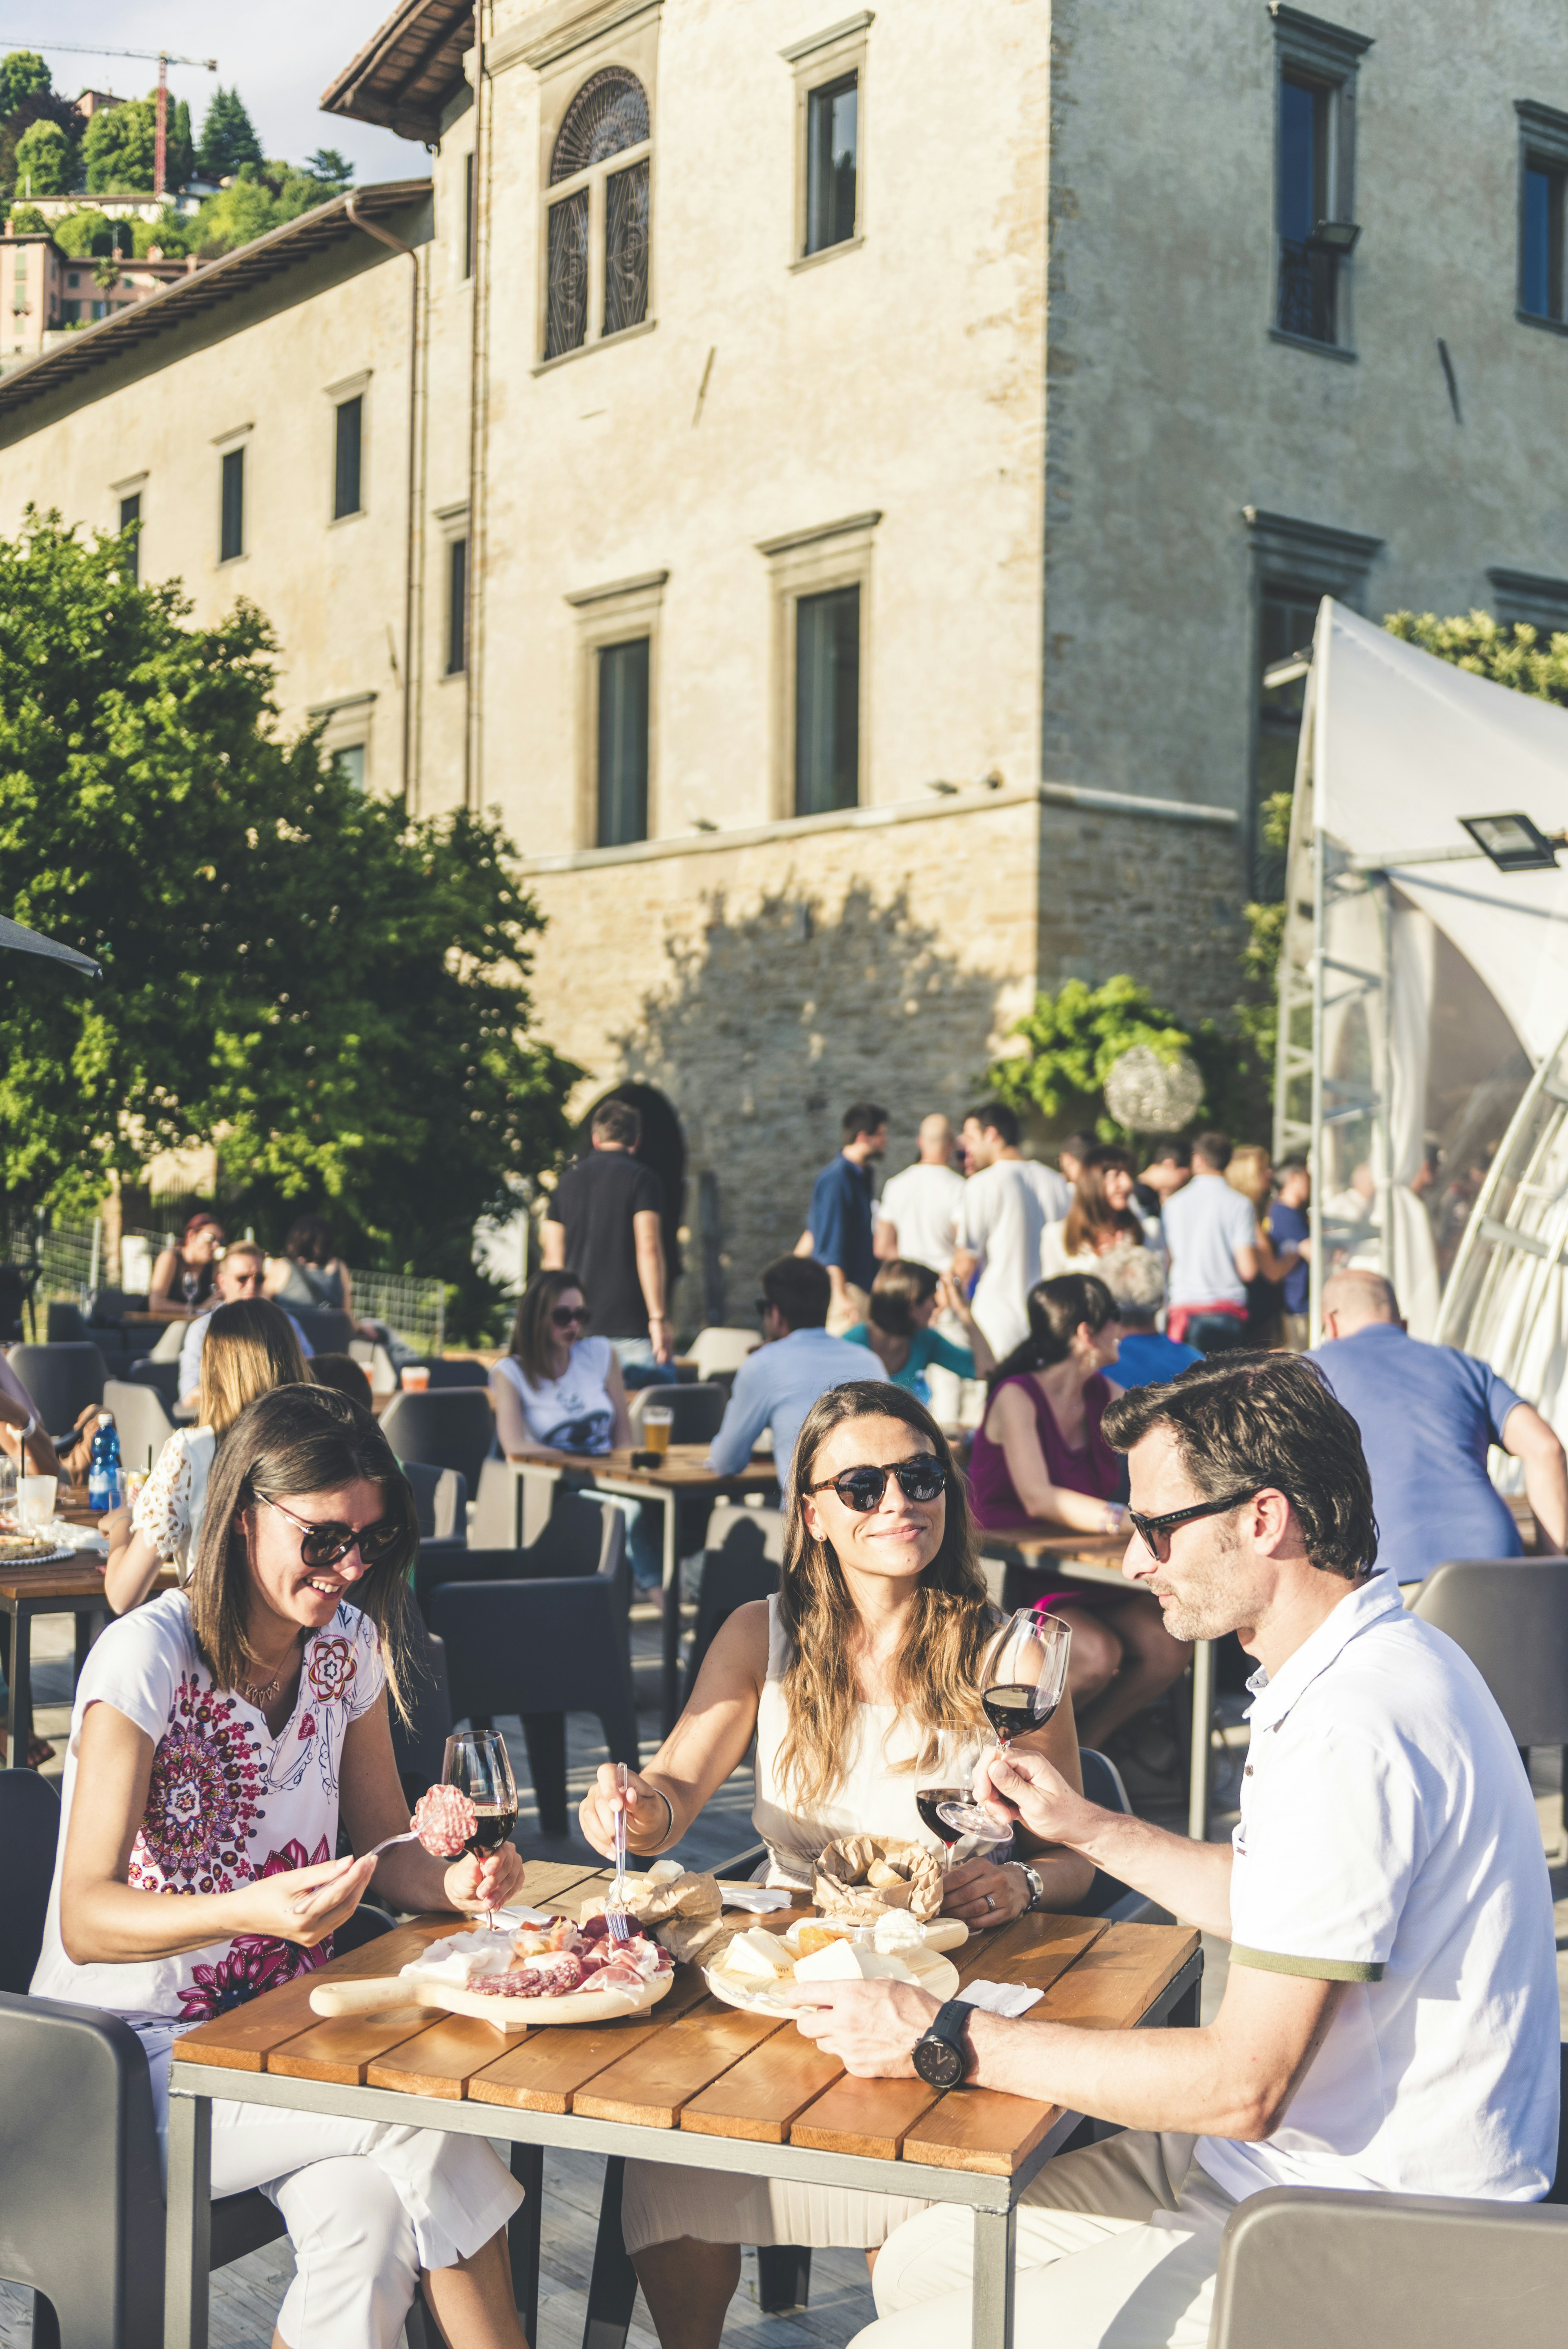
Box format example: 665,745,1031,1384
577,1379,1093,2349
101,1298,310,1614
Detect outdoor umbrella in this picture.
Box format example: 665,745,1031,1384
0,914,99,978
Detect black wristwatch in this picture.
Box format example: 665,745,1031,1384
912,1998,974,2089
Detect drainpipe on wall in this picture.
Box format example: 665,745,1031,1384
346,196,422,811
466,0,490,815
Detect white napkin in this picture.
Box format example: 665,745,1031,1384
490,1905,560,1929
35,1518,107,1554
718,1884,793,1913
958,1979,1044,2018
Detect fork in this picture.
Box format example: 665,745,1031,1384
608,1762,632,1943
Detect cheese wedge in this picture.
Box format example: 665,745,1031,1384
722,1927,796,1981
793,1941,915,1984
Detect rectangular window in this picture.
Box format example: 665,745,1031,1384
806,73,858,254
546,187,590,359
604,158,650,337
596,637,650,846
463,151,475,281
220,447,244,562
1255,588,1319,897
118,491,140,585
445,537,468,675
336,744,367,791
1277,74,1337,343
795,584,860,815
333,394,363,519
1521,160,1566,321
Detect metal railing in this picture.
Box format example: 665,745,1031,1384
1276,238,1338,344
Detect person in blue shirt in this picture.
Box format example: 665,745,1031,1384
1100,1247,1201,1391
706,1256,873,1488
842,1260,995,1405
795,1101,886,1325
1311,1268,1567,1583
1266,1157,1312,1349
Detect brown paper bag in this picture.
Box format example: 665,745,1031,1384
813,1834,943,1923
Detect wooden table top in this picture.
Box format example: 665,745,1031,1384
173,1864,1197,2177
508,1445,779,1493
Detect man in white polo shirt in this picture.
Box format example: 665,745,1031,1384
782,1353,1558,2349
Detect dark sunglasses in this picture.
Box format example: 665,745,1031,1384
807,1456,948,1512
260,1492,402,1570
550,1305,589,1329
1126,1488,1262,1559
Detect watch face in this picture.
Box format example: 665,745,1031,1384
913,2030,966,2090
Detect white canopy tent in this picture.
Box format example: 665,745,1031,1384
1273,600,1568,1433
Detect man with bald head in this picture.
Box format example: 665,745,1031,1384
1310,1269,1566,1585
873,1115,965,1272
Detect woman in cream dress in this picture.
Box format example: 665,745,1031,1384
579,1378,1093,2349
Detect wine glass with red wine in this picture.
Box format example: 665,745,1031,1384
936,1611,1072,1840
915,1747,984,1868
442,1730,518,1922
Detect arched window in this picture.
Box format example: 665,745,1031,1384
545,68,651,361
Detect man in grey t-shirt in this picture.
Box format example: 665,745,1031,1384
1160,1133,1259,1352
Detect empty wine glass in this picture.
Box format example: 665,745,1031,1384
938,1610,1071,1840
442,1730,518,1925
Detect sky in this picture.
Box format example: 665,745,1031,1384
11,0,416,183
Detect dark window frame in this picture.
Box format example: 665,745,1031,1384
794,582,862,818
1516,101,1568,334
541,68,653,365
595,634,651,847
1268,5,1373,359
463,149,475,281
219,447,245,564
333,394,363,521
804,71,859,256
118,490,141,586
445,536,468,677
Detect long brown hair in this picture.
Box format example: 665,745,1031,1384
774,1381,994,1808
198,1298,311,1435
1062,1144,1141,1256
509,1267,585,1384
189,1383,419,1721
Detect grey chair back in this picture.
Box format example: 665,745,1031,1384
7,1340,108,1431
287,1305,355,1356
379,1388,496,1494
628,1381,728,1446
402,1461,468,1543
1410,1558,1568,1744
682,1504,786,1701
127,1356,180,1407
102,1378,176,1479
0,1767,60,1993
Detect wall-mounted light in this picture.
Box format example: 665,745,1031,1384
1458,812,1564,872
1309,218,1361,255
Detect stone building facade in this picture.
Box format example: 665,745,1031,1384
0,0,1564,1319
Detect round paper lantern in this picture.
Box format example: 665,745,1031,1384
1103,1044,1204,1135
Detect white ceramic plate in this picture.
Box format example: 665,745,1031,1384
705,1945,960,2019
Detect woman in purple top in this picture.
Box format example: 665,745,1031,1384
968,1274,1191,1745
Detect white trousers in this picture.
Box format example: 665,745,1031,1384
854,2132,1237,2349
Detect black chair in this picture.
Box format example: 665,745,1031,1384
7,1340,108,1429
1078,1748,1175,1928
430,1507,635,1836
380,1388,497,1496
44,1302,91,1346
390,1628,454,1809
0,1781,408,2343
0,1260,32,1343
682,1502,786,1702
102,1376,176,1478
415,1492,624,1620
1207,2048,1568,2347
412,1358,492,1389
629,1380,729,1446
283,1304,356,1355
128,1356,181,1407
403,1460,468,1547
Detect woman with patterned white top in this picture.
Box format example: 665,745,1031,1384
34,1383,532,2349
102,1298,311,1615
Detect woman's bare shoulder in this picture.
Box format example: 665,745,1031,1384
705,1598,773,1677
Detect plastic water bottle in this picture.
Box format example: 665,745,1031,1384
87,1414,122,1514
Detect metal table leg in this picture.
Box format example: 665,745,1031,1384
509,2142,543,2340
971,2202,1018,2349
4,1601,31,1769
1187,1639,1215,1842
165,2088,212,2349
658,1494,681,1738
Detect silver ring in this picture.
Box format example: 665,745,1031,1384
984,1893,996,1911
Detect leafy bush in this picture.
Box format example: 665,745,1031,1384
986,975,1264,1143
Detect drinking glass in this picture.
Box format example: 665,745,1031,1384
0,1450,16,1525
914,1743,985,1869
401,1365,431,1393
18,1474,56,1534
937,1610,1072,1840
441,1730,518,1926
642,1404,673,1458
181,1269,199,1307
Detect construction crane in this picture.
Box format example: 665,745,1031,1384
0,38,218,198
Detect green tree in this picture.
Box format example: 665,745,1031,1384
197,85,262,180
7,202,45,236
166,97,194,189
305,147,354,184
0,511,578,1297
0,51,50,120
13,118,74,196
985,975,1263,1143
82,94,158,193
49,209,111,261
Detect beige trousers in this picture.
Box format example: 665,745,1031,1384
851,2131,1237,2349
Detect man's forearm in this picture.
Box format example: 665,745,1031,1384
635,1242,666,1324
1067,1806,1233,1937
962,2011,1270,2140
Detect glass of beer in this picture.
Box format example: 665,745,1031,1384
400,1365,431,1393
642,1403,674,1458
